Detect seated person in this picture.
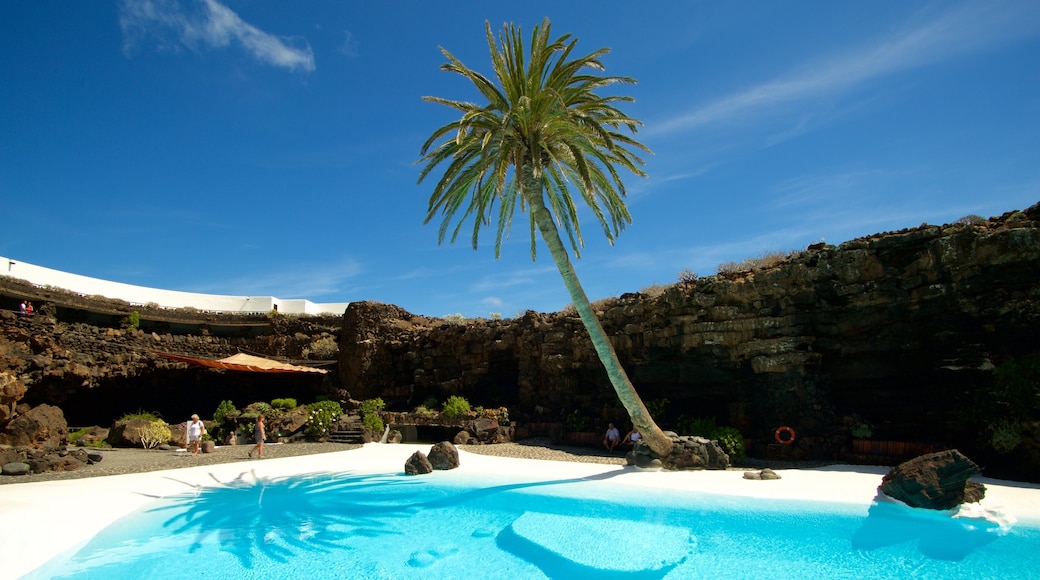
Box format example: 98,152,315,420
603,423,620,451
621,426,641,447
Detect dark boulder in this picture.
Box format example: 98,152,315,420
2,462,30,476
404,450,433,475
428,441,460,470
0,404,67,450
628,433,730,471
879,449,986,510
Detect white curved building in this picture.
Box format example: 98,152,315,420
1,256,349,316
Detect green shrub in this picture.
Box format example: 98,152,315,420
214,400,239,424
989,420,1022,454
851,423,873,439
442,313,466,325
121,310,140,330
307,400,343,437
413,405,437,418
302,336,338,359
271,398,297,410
677,416,717,437
711,426,746,459
358,398,386,417
242,402,272,420
644,397,670,418
119,410,161,422
564,409,590,431
971,352,1040,452
442,395,471,419
362,412,385,433
140,420,171,449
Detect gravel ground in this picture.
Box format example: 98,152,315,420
1,438,627,485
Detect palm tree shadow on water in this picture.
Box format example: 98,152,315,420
146,467,635,571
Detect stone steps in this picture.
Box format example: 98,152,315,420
328,427,364,444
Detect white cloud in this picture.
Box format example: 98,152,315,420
652,1,1040,136
119,0,315,72
481,296,503,308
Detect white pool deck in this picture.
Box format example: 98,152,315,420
2,443,1039,579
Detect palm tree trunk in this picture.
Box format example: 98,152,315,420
521,169,673,457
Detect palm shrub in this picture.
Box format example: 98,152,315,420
307,400,343,437
418,18,671,457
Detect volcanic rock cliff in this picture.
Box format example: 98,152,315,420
340,205,1040,479
2,204,1039,480
0,291,341,427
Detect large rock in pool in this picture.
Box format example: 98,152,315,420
879,449,986,510
404,451,433,475
427,441,459,470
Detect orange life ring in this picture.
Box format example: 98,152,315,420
775,426,796,445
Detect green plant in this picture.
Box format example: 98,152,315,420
307,400,344,437
442,313,465,325
957,214,987,226
416,18,672,457
214,400,239,424
677,416,717,437
489,312,502,320
989,420,1022,454
121,310,140,330
851,423,873,439
564,410,591,432
362,412,385,433
442,395,471,419
711,426,746,459
119,410,161,422
413,405,437,418
971,352,1040,452
302,336,338,359
358,398,386,417
271,398,297,410
140,419,171,449
242,402,272,420
644,398,670,418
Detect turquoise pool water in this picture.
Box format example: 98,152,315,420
28,469,1040,579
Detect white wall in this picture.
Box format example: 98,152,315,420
1,256,350,316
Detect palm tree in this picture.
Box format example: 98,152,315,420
417,18,673,457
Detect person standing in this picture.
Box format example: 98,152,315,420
19,301,26,316
185,414,206,456
248,415,265,459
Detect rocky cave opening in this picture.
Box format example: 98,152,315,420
22,369,332,428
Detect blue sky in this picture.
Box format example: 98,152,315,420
2,1,1037,318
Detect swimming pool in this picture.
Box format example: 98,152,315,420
25,466,1040,579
